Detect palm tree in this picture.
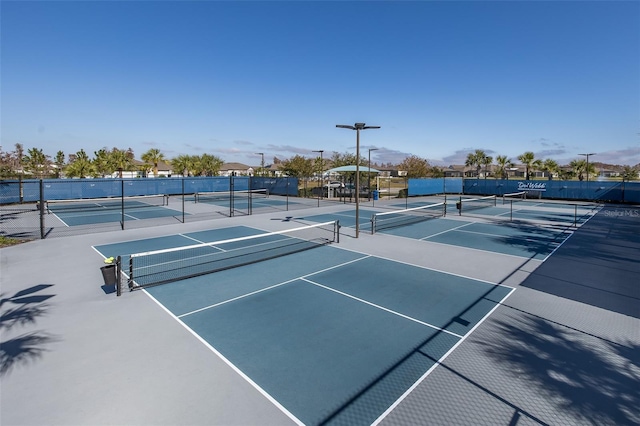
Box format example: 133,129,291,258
517,151,540,180
495,155,514,179
541,159,559,180
570,159,586,181
199,153,224,177
170,155,193,177
465,149,486,179
141,148,165,178
65,149,95,178
109,148,135,178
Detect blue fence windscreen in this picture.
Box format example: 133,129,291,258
461,179,640,203
408,178,463,196
0,176,299,204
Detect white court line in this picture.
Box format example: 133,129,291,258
141,289,305,426
372,285,518,425
302,278,463,339
178,255,371,318
335,244,516,286
420,222,475,240
179,233,208,244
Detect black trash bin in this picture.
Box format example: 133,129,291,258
100,264,117,286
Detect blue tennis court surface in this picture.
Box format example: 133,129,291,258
94,226,514,425
299,210,573,260
48,199,185,226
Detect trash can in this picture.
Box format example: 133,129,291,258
372,190,379,201
100,264,117,286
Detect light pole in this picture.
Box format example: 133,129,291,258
255,152,265,177
368,148,378,202
578,153,596,182
336,123,380,237
312,150,324,200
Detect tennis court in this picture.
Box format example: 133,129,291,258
2,198,638,425
93,223,514,425
193,189,301,212
46,195,185,226
298,200,576,260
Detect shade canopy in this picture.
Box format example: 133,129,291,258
325,165,380,173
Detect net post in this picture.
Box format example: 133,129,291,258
458,196,462,216
335,220,340,243
574,204,577,227
510,200,513,222
443,200,447,217
371,214,376,235
128,256,134,290
116,256,122,297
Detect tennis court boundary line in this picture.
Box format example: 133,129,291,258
301,277,463,339
333,244,516,287
141,289,305,426
372,285,518,425
387,228,551,261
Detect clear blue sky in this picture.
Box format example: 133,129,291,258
2,1,639,167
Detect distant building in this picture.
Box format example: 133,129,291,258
219,162,252,177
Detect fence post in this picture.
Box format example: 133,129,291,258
182,178,185,223
39,179,45,239
120,179,125,230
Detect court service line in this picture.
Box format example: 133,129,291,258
179,233,208,244
302,278,464,339
372,285,518,425
177,255,372,318
420,221,475,240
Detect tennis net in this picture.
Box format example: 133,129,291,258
45,194,169,213
502,191,526,204
458,195,496,214
371,202,445,234
194,189,269,203
127,220,339,289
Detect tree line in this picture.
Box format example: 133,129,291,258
465,149,638,181
1,143,637,182
0,144,224,179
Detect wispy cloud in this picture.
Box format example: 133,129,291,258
264,144,310,155
588,147,640,166
440,148,496,165
535,149,568,158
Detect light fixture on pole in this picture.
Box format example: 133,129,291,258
368,148,378,202
578,153,596,183
255,152,265,177
336,123,381,238
312,150,324,200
